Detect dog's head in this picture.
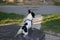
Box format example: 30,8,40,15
28,10,35,18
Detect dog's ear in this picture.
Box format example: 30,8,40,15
28,9,31,13
31,12,35,18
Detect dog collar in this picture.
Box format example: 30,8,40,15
24,19,33,25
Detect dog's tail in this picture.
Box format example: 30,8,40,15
14,28,22,37
15,32,20,37
15,34,18,37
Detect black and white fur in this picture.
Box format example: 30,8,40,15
15,10,35,37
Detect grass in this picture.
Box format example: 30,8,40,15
0,11,25,25
54,2,60,6
41,14,60,33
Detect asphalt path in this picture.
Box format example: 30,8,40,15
0,25,45,40
0,5,60,15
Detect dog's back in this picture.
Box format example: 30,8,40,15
15,10,35,37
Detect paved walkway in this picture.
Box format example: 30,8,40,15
0,5,60,15
0,25,45,40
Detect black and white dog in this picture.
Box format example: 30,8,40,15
15,10,35,37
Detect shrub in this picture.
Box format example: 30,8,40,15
0,11,24,24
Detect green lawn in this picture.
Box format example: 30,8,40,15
41,14,60,33
54,2,60,6
0,11,24,25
